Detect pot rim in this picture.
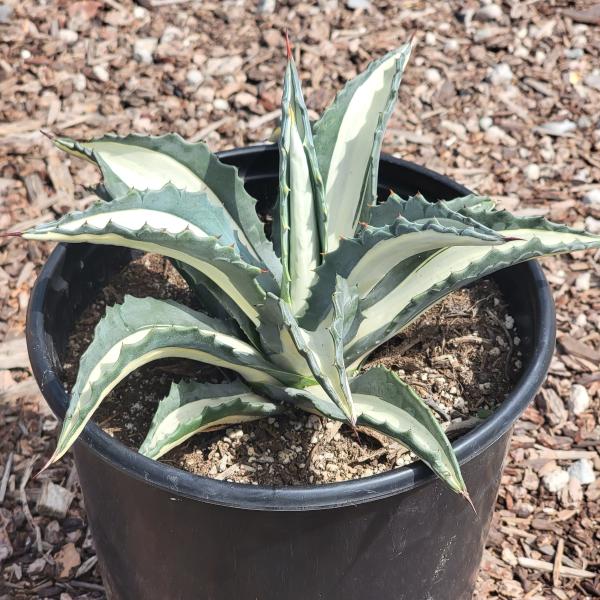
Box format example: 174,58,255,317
26,147,556,511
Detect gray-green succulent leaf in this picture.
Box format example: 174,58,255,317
54,133,282,290
368,192,498,229
46,295,303,465
139,380,280,460
313,41,412,251
301,199,508,331
350,367,467,496
277,52,327,314
22,186,267,327
440,194,496,214
346,209,600,364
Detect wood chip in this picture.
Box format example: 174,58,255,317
558,335,600,363
36,480,75,519
0,337,29,370
553,538,564,586
54,542,81,579
518,556,596,579
0,452,13,503
563,5,600,25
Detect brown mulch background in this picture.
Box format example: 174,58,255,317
0,0,599,598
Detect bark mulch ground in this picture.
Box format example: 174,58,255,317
1,0,599,598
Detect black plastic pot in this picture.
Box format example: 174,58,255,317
27,145,556,600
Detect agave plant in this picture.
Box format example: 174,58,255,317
14,39,600,501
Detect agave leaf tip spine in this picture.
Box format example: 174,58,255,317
284,29,293,60
462,491,477,515
40,129,55,141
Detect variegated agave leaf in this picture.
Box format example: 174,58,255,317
277,48,327,314
313,42,412,251
54,133,282,288
368,192,496,228
46,295,305,465
139,380,280,460
175,266,260,348
22,186,266,326
256,295,314,377
441,194,496,214
350,367,467,496
301,201,507,330
346,209,600,364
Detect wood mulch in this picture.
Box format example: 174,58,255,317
1,0,599,598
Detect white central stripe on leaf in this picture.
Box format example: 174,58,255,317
354,393,442,445
27,232,260,323
289,123,320,315
348,230,501,297
90,141,210,194
59,210,210,238
81,142,261,261
354,229,586,344
157,396,265,436
81,328,277,399
325,52,400,249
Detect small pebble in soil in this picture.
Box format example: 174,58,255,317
575,272,590,291
543,468,570,493
535,120,577,137
585,216,600,234
479,115,493,131
569,384,590,415
524,163,540,181
133,37,158,64
346,0,370,9
568,459,596,485
489,63,513,86
484,125,509,144
92,65,109,83
186,69,204,88
257,0,276,13
425,68,442,84
58,29,78,45
72,73,86,91
583,189,600,207
475,3,503,22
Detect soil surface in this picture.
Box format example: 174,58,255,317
62,254,520,486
